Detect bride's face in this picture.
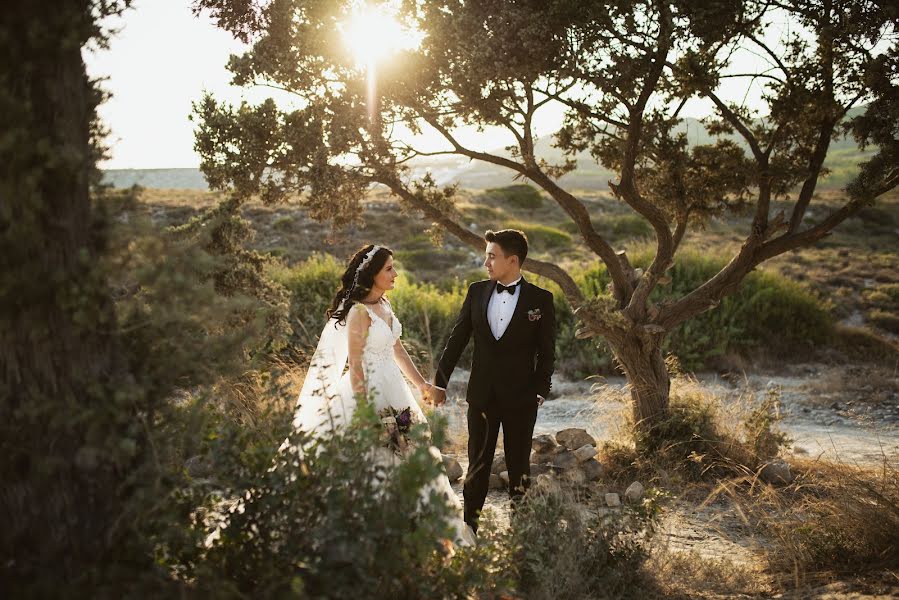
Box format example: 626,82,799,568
372,255,397,292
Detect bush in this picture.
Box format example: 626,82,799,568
165,398,510,598
508,221,573,250
504,482,661,599
270,254,343,358
482,184,545,209
606,212,654,240
393,248,470,273
602,375,790,482
575,248,833,371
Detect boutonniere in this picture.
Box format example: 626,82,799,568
528,308,543,322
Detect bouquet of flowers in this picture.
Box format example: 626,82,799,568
378,406,415,455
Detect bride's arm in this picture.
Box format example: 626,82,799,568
347,304,372,397
393,339,429,393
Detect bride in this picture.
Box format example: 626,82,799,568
292,244,476,546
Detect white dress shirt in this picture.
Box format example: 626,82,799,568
487,276,522,340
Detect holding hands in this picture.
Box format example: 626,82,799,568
417,381,446,407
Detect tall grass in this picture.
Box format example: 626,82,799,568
723,456,899,587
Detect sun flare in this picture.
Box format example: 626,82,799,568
341,3,424,69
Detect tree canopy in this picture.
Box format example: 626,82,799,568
193,0,898,430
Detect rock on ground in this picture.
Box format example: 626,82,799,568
625,481,645,503
581,459,604,482
573,444,597,462
442,455,463,482
532,434,558,453
491,454,506,475
556,428,596,450
759,460,794,485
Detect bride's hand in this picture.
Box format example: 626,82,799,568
418,381,434,404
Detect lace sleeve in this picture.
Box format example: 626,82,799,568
346,304,371,397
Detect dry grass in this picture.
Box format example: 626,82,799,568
645,549,773,599
594,374,790,485
212,356,304,430
717,454,899,588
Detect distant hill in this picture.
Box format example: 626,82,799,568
102,107,873,191
102,168,211,190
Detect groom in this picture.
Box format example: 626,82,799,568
431,229,556,533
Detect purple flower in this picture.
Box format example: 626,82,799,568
396,408,412,428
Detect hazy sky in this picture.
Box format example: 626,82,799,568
85,0,772,170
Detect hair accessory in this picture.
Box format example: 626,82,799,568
347,245,381,296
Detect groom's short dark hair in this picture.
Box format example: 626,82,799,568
485,229,528,266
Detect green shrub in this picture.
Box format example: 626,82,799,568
575,248,833,371
270,254,343,357
508,221,573,250
483,184,545,209
272,215,294,231
505,482,661,599
606,212,654,240
168,400,510,598
393,248,470,273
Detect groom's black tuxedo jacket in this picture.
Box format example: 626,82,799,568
435,278,556,409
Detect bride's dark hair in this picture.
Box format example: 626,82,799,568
327,244,394,325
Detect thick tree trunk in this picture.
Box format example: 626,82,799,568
1,1,133,584
609,333,671,445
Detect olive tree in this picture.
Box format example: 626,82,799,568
193,0,898,440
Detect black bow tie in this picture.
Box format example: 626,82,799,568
496,281,520,295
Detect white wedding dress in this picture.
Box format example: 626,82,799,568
292,300,475,547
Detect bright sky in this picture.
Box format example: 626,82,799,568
85,0,774,169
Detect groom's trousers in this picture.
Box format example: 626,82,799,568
463,393,539,531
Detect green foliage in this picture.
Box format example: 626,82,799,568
505,484,660,599
270,253,344,357
393,248,470,273
482,184,545,210
742,387,792,465
169,194,291,358
389,276,471,375
604,213,655,240
508,221,573,250
577,248,833,371
168,401,508,598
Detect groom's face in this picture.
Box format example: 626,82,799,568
484,242,517,281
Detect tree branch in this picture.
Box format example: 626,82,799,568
377,175,588,309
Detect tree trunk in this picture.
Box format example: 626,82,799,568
609,332,671,447
1,1,133,584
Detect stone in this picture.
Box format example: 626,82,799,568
550,451,579,470
605,493,621,507
529,463,551,478
530,450,554,465
556,428,596,450
581,459,605,482
499,470,510,486
442,455,463,482
573,444,597,462
624,481,645,504
760,460,794,485
532,434,558,453
491,454,507,475
489,473,505,490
